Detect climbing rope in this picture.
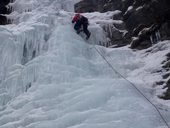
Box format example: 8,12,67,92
93,45,170,128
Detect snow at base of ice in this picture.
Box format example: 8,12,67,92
0,0,170,128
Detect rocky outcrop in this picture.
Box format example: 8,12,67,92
0,0,11,14
126,0,170,49
75,0,170,49
130,23,161,49
75,0,133,13
0,0,13,25
158,53,170,100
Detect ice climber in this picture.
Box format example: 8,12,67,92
72,13,91,40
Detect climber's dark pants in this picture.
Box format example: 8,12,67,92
74,23,90,36
83,23,90,36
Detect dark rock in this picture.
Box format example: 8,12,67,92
161,52,170,99
131,37,151,49
167,53,170,59
156,81,165,85
160,79,170,100
0,0,11,6
124,0,170,46
123,31,132,43
122,0,134,13
130,23,161,49
160,22,170,40
113,22,125,30
0,15,8,25
0,6,11,14
113,11,123,20
163,73,170,79
162,60,170,70
74,0,95,13
75,0,134,13
130,37,140,49
0,0,13,25
132,24,146,36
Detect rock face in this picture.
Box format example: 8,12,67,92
75,0,170,49
161,53,170,100
75,0,133,13
0,0,12,25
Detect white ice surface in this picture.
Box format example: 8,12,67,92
0,0,170,128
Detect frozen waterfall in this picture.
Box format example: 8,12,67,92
0,0,169,128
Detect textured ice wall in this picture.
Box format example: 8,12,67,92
0,0,58,106
0,0,89,109
0,25,50,106
0,0,123,107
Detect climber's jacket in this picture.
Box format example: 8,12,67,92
72,14,89,26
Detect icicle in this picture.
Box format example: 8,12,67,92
150,30,161,45
150,34,154,44
156,30,161,42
